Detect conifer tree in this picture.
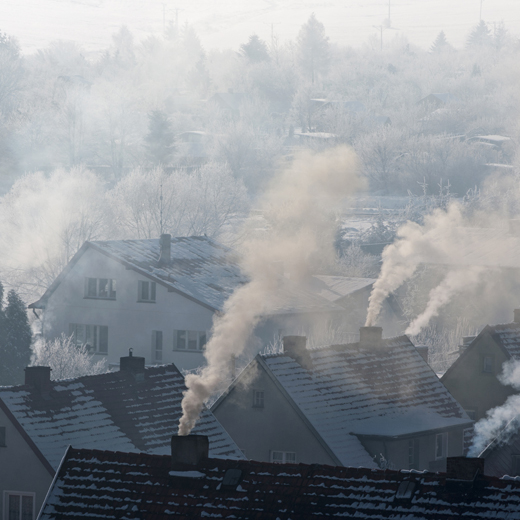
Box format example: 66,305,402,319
144,110,175,167
0,289,32,385
430,31,450,53
297,13,330,84
466,20,492,49
240,35,270,63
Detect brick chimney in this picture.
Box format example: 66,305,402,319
446,457,484,481
159,234,171,265
120,349,145,381
283,336,312,370
24,366,51,394
359,326,383,348
514,309,520,324
171,435,209,466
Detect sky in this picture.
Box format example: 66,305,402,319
1,0,520,56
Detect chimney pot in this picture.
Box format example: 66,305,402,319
446,457,484,481
171,435,209,466
159,234,171,265
514,309,520,324
359,326,383,347
24,366,51,394
120,351,145,380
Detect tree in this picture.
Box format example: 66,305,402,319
0,31,23,115
297,13,330,84
30,334,108,380
466,20,492,49
430,31,451,53
144,110,175,166
240,35,270,63
0,289,32,385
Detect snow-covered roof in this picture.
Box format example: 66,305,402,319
258,336,471,468
39,447,520,519
309,275,375,303
30,236,343,315
0,364,244,469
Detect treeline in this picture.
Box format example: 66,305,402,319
0,17,518,197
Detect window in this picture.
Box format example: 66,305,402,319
483,355,494,373
173,330,207,351
253,390,264,408
0,426,5,447
435,432,448,460
138,281,156,302
152,331,163,363
85,278,116,299
4,492,34,520
271,451,296,464
69,324,108,354
408,438,419,470
512,455,520,476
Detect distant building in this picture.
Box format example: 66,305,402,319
0,354,242,517
212,329,472,471
38,438,519,520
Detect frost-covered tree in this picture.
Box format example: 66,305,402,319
240,35,270,63
0,31,24,114
430,31,451,53
144,110,175,166
466,20,492,49
31,334,109,381
297,13,330,84
0,289,32,385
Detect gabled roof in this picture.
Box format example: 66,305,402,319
216,335,471,468
309,275,375,303
39,448,520,519
30,236,344,315
0,364,243,469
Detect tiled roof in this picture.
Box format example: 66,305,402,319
39,448,520,519
0,364,243,469
31,236,343,314
487,322,520,359
261,336,471,468
309,275,375,303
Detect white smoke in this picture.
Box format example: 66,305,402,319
178,146,364,435
405,266,485,336
468,358,520,457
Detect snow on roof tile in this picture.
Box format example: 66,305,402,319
39,447,520,520
309,275,376,303
488,322,520,360
0,364,243,469
262,336,471,468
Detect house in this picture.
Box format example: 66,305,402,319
479,425,520,478
37,437,520,520
0,354,243,518
175,130,210,166
417,93,459,110
212,328,472,471
29,235,346,371
441,310,520,422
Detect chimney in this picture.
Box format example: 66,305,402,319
514,309,520,324
120,349,145,381
459,335,476,355
415,345,429,364
159,234,171,265
359,326,383,348
446,457,484,481
171,435,209,466
283,336,312,370
24,366,51,394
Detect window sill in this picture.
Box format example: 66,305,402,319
173,349,205,353
92,352,108,356
137,300,156,303
84,297,116,301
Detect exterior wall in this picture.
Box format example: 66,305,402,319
213,362,338,465
359,428,465,471
441,333,514,421
0,409,53,518
40,248,214,371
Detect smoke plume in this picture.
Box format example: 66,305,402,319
405,266,485,336
468,359,520,457
178,146,364,435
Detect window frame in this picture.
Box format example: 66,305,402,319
3,491,35,520
270,451,296,464
482,354,495,374
435,432,448,460
138,281,157,303
152,330,163,363
253,390,265,409
173,329,207,351
69,324,109,355
84,277,116,300
0,426,5,447
408,438,419,470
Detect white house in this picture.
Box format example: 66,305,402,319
29,235,349,371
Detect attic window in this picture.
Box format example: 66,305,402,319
85,278,116,299
138,281,156,302
174,330,207,351
5,492,35,520
0,426,5,447
253,390,264,408
271,451,296,464
221,469,243,490
396,481,416,499
482,355,494,373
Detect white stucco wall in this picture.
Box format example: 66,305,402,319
40,248,214,371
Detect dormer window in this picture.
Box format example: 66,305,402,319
482,355,494,373
85,278,116,299
138,281,156,302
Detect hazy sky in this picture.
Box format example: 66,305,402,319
2,0,520,55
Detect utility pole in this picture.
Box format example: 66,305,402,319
480,0,484,21
373,25,384,51
163,3,166,32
